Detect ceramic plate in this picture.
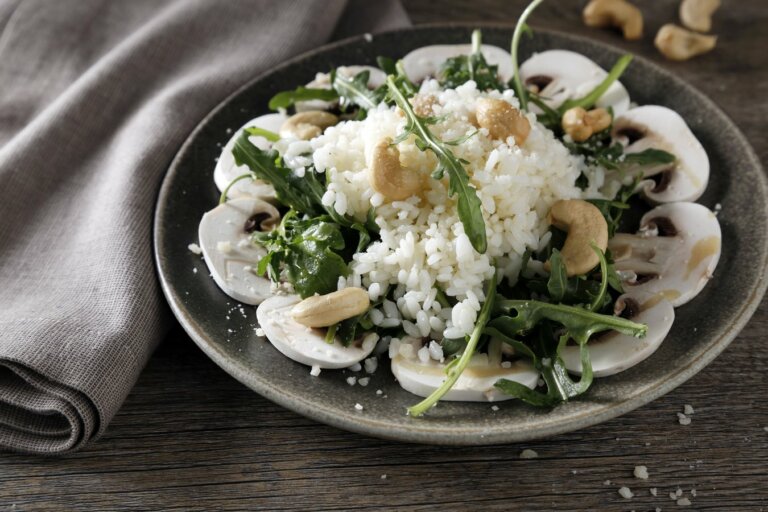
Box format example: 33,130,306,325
154,25,768,444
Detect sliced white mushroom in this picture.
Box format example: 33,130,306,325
561,291,675,377
608,202,721,307
391,350,539,402
256,295,378,369
401,44,513,84
519,50,630,116
198,197,279,305
296,65,387,112
613,105,709,203
213,113,286,200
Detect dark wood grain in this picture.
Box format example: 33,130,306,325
2,1,767,510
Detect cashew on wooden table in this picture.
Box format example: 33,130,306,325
583,0,644,40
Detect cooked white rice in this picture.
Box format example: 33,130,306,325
276,79,611,340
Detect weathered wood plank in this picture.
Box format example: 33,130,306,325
1,1,766,511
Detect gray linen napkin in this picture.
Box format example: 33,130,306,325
0,0,409,454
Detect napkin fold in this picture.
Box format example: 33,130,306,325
0,0,409,454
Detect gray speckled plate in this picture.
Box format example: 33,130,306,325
154,26,768,445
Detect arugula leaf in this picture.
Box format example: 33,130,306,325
588,244,609,312
232,132,326,215
528,92,562,132
560,54,633,112
268,87,339,111
546,248,568,302
622,148,676,166
218,172,255,205
511,0,545,111
253,213,349,298
332,70,385,113
408,272,497,416
495,335,593,407
386,76,488,253
244,126,280,142
587,175,641,237
490,289,645,406
439,30,504,91
232,131,380,231
377,56,397,75
334,313,365,347
489,299,647,345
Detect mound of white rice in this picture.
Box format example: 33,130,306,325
275,80,610,340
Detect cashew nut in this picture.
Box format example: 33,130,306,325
583,0,643,40
279,110,339,140
369,138,423,201
546,199,609,277
680,0,720,33
561,107,612,143
475,98,531,146
654,24,717,61
291,287,370,328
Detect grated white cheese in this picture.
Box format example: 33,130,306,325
676,498,691,506
650,488,658,496
618,487,634,499
634,465,649,480
216,241,233,254
310,365,321,377
358,377,370,387
364,357,379,374
354,403,364,411
684,404,695,415
188,243,203,255
519,449,538,459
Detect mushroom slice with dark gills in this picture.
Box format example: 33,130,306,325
608,202,721,307
401,44,513,84
561,291,675,377
519,50,630,116
390,339,539,402
613,105,709,203
198,197,279,305
213,113,286,200
256,294,378,369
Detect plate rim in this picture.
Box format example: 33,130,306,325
153,23,768,445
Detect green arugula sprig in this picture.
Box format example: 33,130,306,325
386,76,488,253
232,132,326,216
408,272,498,416
268,87,339,111
511,0,544,111
268,68,388,117
230,132,376,299
560,54,634,112
331,69,386,115
489,288,646,406
439,30,504,91
587,176,642,237
253,212,349,298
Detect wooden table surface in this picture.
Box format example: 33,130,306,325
2,1,767,510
